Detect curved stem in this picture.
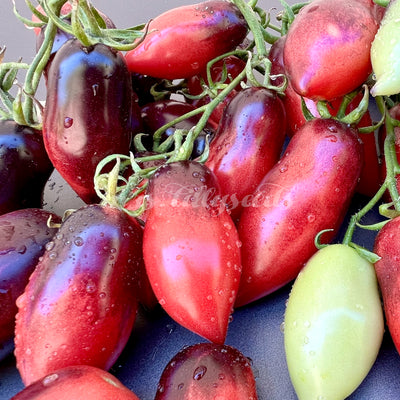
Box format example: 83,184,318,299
342,182,387,246
232,0,268,59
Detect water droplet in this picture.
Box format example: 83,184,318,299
193,365,207,380
325,134,337,142
92,84,99,96
64,117,73,128
74,237,84,247
178,383,184,390
279,165,288,173
17,245,27,254
85,280,96,294
45,241,55,251
48,251,57,260
307,214,316,223
42,373,59,386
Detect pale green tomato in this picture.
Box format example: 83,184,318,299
284,244,384,400
371,0,400,96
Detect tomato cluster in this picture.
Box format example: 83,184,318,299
2,0,400,399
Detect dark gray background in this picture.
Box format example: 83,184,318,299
1,1,400,400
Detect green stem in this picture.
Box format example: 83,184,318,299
232,0,268,59
342,182,387,246
383,110,400,208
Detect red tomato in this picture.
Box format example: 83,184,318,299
235,118,363,307
0,209,60,350
10,365,140,400
43,38,133,204
14,204,143,386
269,37,380,197
155,342,258,399
124,0,248,79
205,86,287,221
374,217,400,356
142,161,242,344
283,0,379,101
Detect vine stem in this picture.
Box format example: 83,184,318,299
342,95,400,247
232,0,268,59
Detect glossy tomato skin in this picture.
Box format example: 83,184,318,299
206,86,286,221
143,161,242,344
285,244,384,400
34,4,116,80
269,36,321,136
10,365,140,400
270,37,379,197
283,0,379,101
235,118,363,307
155,342,258,400
374,216,400,355
43,38,133,204
140,99,215,157
0,209,60,353
125,0,248,79
14,204,142,386
0,120,53,216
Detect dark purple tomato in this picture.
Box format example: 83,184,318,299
155,342,258,400
42,38,134,204
14,204,143,386
0,120,53,216
131,72,166,107
140,99,215,158
34,3,116,79
0,208,60,352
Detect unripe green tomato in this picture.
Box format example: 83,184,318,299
371,0,400,96
284,244,384,400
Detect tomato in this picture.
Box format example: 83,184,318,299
142,161,242,344
124,0,248,79
284,244,384,400
131,72,166,107
0,208,60,353
11,365,140,400
0,120,53,216
205,86,287,221
269,37,380,197
186,55,247,126
33,3,116,80
283,0,379,101
140,99,216,157
235,118,363,307
14,204,143,386
42,38,133,204
155,342,258,399
371,0,400,96
374,216,400,356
